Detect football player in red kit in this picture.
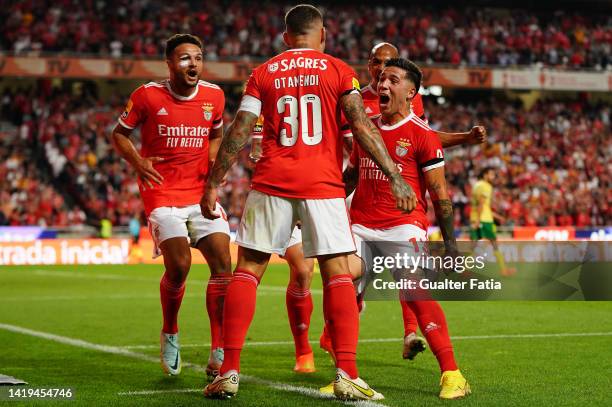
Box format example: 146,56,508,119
201,4,415,401
110,34,232,379
346,58,471,399
320,42,487,365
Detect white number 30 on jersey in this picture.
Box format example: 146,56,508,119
277,94,323,146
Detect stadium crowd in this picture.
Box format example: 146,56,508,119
0,130,86,227
425,97,611,228
0,83,609,228
2,0,610,69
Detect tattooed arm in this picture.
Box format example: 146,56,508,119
424,166,457,254
340,92,417,212
201,110,258,219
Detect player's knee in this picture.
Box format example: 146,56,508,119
290,265,313,289
209,254,232,276
167,256,191,280
291,272,312,290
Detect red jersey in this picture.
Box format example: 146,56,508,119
242,48,360,199
118,79,225,215
360,84,425,119
350,113,444,230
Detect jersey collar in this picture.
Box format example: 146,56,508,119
377,112,414,131
165,80,199,101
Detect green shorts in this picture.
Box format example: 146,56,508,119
470,222,496,240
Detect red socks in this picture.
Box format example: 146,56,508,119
400,299,418,336
286,283,313,357
160,272,186,334
206,273,233,350
406,300,458,372
324,274,359,379
220,269,260,375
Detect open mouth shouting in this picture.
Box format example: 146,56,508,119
379,92,391,110
186,68,199,81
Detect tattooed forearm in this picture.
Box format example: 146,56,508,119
207,110,257,187
340,93,399,180
425,167,456,250
428,178,444,198
434,199,456,248
343,165,359,196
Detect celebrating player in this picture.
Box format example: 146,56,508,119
343,58,471,399
110,34,232,379
320,42,488,364
470,167,515,276
201,4,415,401
364,42,486,360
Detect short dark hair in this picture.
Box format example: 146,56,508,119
165,34,203,59
285,4,323,35
479,166,495,179
384,58,422,91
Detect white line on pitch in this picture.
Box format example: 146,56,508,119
0,322,382,407
117,388,202,396
120,331,612,349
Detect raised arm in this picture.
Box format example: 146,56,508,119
436,126,487,148
109,123,163,189
201,110,258,218
424,166,457,254
340,92,416,212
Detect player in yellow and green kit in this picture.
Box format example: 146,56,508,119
470,167,515,276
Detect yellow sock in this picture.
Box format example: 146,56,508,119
494,250,507,273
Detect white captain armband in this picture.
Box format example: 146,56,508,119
238,95,262,117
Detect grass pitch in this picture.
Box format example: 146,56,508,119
1,264,611,406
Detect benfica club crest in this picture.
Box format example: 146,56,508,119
395,139,411,157
202,104,214,121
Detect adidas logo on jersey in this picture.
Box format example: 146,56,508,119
157,107,168,116
365,107,373,114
